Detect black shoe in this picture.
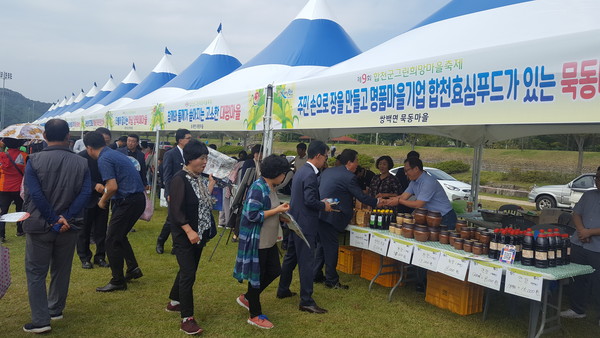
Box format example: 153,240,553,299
325,282,349,290
96,283,127,292
170,248,176,255
82,261,93,269
156,241,164,254
276,291,297,299
125,267,143,281
94,258,110,268
16,232,25,237
299,305,328,314
129,228,136,233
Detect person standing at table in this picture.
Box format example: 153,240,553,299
21,119,91,333
0,137,28,241
368,155,401,206
384,156,456,292
277,140,331,314
561,166,600,324
315,149,380,289
156,129,191,254
84,131,146,292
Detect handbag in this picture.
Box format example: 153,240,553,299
0,245,10,299
139,192,154,221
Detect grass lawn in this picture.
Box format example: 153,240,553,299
1,206,598,337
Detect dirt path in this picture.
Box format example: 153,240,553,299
478,195,535,207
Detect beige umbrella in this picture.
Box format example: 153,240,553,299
0,123,45,140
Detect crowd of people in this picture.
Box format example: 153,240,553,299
4,119,599,334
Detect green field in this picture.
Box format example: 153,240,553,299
1,207,598,337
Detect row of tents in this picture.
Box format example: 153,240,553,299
35,0,600,203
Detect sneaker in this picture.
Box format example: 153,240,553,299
23,323,51,333
165,302,180,312
180,317,203,335
560,309,586,319
236,294,249,311
247,315,274,329
50,313,63,320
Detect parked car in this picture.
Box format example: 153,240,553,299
528,173,596,210
389,166,471,201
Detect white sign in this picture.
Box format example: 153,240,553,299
437,251,470,281
368,233,390,256
387,238,414,264
349,229,370,250
504,268,544,302
468,260,504,291
411,245,441,271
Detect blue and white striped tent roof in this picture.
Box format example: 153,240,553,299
73,48,177,120
53,89,85,117
115,28,241,112
60,64,140,119
46,82,99,120
62,75,117,119
179,0,361,99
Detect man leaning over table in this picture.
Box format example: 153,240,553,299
383,156,457,292
560,166,600,327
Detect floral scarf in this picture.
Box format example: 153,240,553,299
182,166,213,237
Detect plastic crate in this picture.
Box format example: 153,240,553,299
336,246,362,275
425,271,484,316
359,250,401,288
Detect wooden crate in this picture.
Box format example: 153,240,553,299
336,245,362,275
425,271,484,316
359,250,401,288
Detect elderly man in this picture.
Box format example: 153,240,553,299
84,131,146,292
561,166,600,326
118,133,149,189
22,119,91,333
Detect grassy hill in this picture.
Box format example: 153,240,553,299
0,88,51,126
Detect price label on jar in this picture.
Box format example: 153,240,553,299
437,251,470,281
411,245,441,270
468,260,503,291
349,229,370,250
368,232,390,256
504,268,543,302
387,238,414,264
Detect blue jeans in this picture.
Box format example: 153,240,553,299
442,210,458,230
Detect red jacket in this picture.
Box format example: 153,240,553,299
0,149,28,192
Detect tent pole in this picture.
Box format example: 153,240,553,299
470,142,484,208
262,84,274,159
151,128,161,209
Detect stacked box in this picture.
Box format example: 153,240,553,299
359,250,401,288
425,271,484,316
336,246,362,275
355,210,370,227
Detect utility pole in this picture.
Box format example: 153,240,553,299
1,71,13,129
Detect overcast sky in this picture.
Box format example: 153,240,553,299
2,0,449,103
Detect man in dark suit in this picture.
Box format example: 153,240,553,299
315,149,380,289
277,140,332,314
117,134,149,189
155,129,191,254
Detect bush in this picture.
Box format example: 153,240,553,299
218,145,244,155
431,160,470,174
326,153,375,170
283,150,296,156
500,168,576,184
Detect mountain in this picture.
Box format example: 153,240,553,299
0,88,51,127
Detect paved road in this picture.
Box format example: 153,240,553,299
478,195,535,207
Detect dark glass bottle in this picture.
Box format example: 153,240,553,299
521,228,535,266
547,229,557,268
563,234,571,265
535,230,549,269
489,228,500,259
555,230,564,266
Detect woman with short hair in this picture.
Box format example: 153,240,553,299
233,154,291,329
165,139,216,335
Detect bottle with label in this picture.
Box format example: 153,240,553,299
489,228,500,259
562,234,571,265
369,210,377,229
535,230,549,268
377,210,384,230
512,230,522,262
521,228,535,266
555,230,564,266
547,229,557,268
